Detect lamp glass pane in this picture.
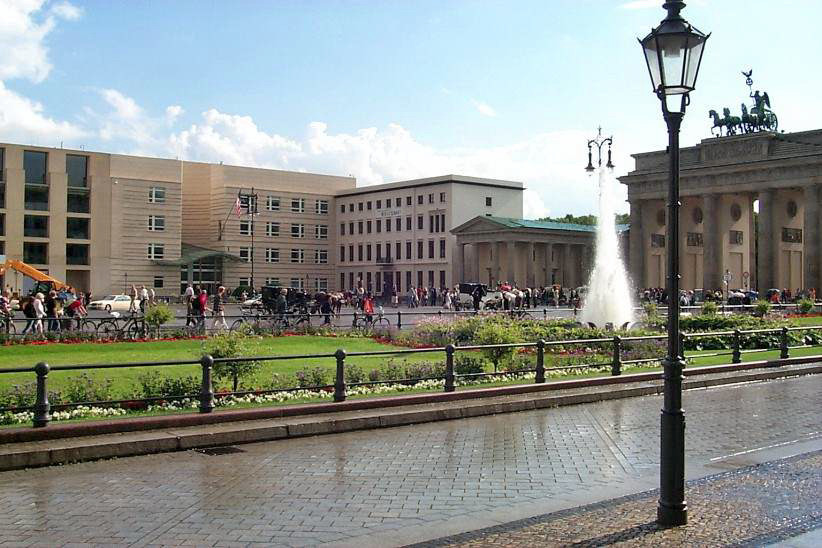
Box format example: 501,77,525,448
684,38,706,89
660,34,687,94
643,41,662,90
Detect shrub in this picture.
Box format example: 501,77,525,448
754,300,771,317
138,371,201,399
700,301,719,316
473,322,522,371
383,359,406,382
643,302,659,320
295,366,331,388
798,298,814,315
144,303,174,329
453,354,487,375
344,363,366,384
368,368,381,382
204,332,257,392
63,373,115,404
405,361,444,381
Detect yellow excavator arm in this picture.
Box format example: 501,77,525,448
0,260,72,292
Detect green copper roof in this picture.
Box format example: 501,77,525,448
485,216,629,233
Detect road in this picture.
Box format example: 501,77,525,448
0,375,819,546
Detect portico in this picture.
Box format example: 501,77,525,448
621,130,822,293
451,216,602,288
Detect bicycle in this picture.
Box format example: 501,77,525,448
97,312,148,340
354,309,391,329
0,314,16,335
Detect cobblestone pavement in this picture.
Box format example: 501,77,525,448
0,376,819,547
410,450,822,547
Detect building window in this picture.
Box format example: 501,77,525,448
367,201,372,210
23,215,48,238
238,195,253,213
730,230,744,245
428,193,434,204
418,195,423,205
340,203,346,213
395,217,401,231
395,197,401,207
650,234,665,248
367,220,372,234
266,277,280,286
291,223,305,238
358,221,363,234
24,242,48,264
349,203,354,212
290,278,304,290
395,241,401,260
376,220,382,233
239,277,250,288
153,276,164,289
265,248,280,263
428,240,434,259
315,249,328,264
440,192,446,203
358,202,363,211
149,215,166,232
147,243,165,259
349,221,354,234
376,199,382,209
316,224,328,239
66,244,89,265
67,217,90,239
149,187,166,204
24,150,47,185
340,246,345,262
340,223,345,236
266,222,280,237
429,215,434,233
316,199,328,214
291,248,305,263
25,185,48,211
376,243,382,261
417,215,423,230
440,214,446,232
375,272,381,290
439,239,446,258
0,213,4,236
340,272,345,290
406,241,412,260
386,219,392,232
357,244,363,261
782,227,803,243
291,198,305,213
435,215,440,233
238,247,251,262
417,240,423,259
349,245,354,262
406,216,412,231
686,232,703,247
266,196,281,211
315,278,328,292
66,155,88,187
67,187,90,213
406,196,412,206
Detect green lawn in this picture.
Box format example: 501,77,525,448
0,336,439,396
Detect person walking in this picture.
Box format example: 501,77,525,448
212,286,228,331
197,289,209,333
45,290,60,332
0,290,12,333
184,284,195,327
139,285,149,314
129,284,138,313
32,293,45,335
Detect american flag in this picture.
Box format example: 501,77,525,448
234,197,243,217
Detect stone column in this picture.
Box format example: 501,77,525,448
526,241,535,287
747,196,756,291
455,243,465,285
804,185,821,291
562,244,571,286
473,242,481,282
702,194,722,291
628,199,644,289
506,240,516,285
758,189,774,291
493,241,503,285
542,242,552,285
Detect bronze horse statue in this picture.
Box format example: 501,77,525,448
709,109,724,136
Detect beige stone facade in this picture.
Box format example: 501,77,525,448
621,129,822,293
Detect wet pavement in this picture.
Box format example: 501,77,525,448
0,375,819,546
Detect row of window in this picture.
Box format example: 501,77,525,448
237,247,328,264
241,196,329,215
238,221,328,239
340,213,447,236
339,270,447,292
0,149,90,187
339,239,447,263
341,192,447,214
12,215,90,239
0,183,90,213
14,242,90,265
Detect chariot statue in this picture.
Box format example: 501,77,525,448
707,69,778,137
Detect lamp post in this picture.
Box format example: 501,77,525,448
638,0,709,527
585,127,614,172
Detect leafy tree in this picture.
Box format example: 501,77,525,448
538,213,630,226
204,332,258,392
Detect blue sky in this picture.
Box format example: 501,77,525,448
2,0,820,217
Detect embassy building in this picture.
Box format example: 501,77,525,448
0,141,605,298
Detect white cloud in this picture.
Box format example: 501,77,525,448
165,105,184,124
50,0,81,20
620,0,662,9
0,80,85,143
470,98,497,117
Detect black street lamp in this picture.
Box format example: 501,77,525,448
638,0,709,527
585,126,614,172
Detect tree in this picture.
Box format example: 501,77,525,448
538,213,630,226
204,332,258,392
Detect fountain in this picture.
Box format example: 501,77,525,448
579,130,634,329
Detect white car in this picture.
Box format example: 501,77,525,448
88,294,140,312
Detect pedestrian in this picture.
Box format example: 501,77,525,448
21,296,37,335
197,289,209,333
45,290,60,332
129,284,138,313
148,287,156,306
184,284,195,326
32,293,45,335
139,285,149,313
212,286,228,331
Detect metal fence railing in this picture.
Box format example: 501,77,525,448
3,325,821,428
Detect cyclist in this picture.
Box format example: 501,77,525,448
0,290,12,332
64,293,87,330
363,292,375,324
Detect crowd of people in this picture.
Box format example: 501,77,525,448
0,286,91,335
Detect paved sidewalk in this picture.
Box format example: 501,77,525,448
410,450,822,547
0,375,819,546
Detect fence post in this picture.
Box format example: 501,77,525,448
535,339,546,384
611,336,622,376
32,362,50,428
732,330,742,364
199,354,215,413
397,310,402,330
438,310,442,318
334,349,347,402
444,344,455,392
780,327,789,359
543,309,547,320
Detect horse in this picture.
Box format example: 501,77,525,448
740,103,759,133
709,109,724,136
722,108,742,135
752,91,778,132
